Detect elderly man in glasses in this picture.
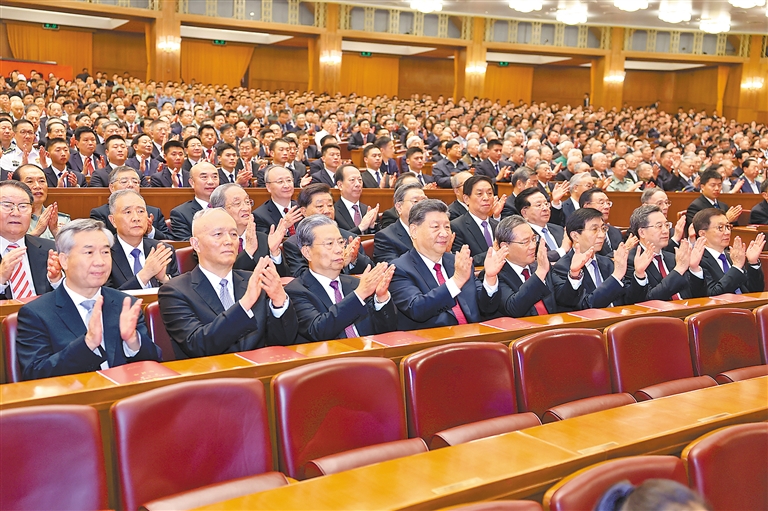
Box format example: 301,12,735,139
640,188,686,253
579,188,624,258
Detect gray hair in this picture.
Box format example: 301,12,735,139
629,204,662,237
569,172,592,192
450,170,472,189
394,182,424,205
209,183,242,208
239,136,257,148
296,214,336,248
108,189,145,215
574,162,590,174
56,218,114,254
510,167,532,188
640,187,665,204
408,198,448,227
108,165,139,184
263,165,289,185
495,215,527,243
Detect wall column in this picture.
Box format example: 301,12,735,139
734,35,768,123
147,0,181,82
590,27,625,109
455,17,486,100
310,3,341,94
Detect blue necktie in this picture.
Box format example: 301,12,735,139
591,259,603,286
130,248,142,275
718,253,742,294
541,227,557,250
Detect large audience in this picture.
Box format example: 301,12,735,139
1,68,768,381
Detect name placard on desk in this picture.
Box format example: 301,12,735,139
97,361,179,385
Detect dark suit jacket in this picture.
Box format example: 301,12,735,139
252,199,297,235
389,248,500,331
282,229,372,278
16,285,158,380
738,178,761,194
485,262,557,318
475,158,513,184
699,250,764,296
149,168,190,188
533,223,565,262
66,152,100,174
88,167,114,187
450,214,498,266
552,252,646,311
348,131,375,150
625,246,708,302
448,200,468,221
284,272,396,342
0,235,55,300
188,232,289,276
562,199,578,220
685,195,728,233
373,220,413,263
378,207,398,230
170,199,204,241
381,158,398,176
598,224,624,258
107,238,180,290
157,266,299,359
334,199,374,235
750,200,768,225
90,203,171,240
432,158,469,188
362,169,382,189
310,168,336,187
44,165,86,188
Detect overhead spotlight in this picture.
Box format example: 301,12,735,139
658,0,691,23
410,0,442,13
728,0,765,8
699,13,731,33
556,1,588,24
509,0,543,13
614,0,648,12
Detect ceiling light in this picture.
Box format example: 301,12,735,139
658,0,691,23
699,13,731,33
728,0,765,8
614,0,648,12
509,0,543,13
410,0,442,13
556,1,588,25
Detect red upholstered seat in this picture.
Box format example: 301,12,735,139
144,301,175,362
511,328,635,423
752,304,768,363
401,342,540,449
273,357,422,479
175,246,197,273
682,423,768,511
686,308,768,383
544,456,687,511
2,312,20,383
605,317,716,401
140,472,290,511
447,501,543,511
361,238,375,258
304,437,427,478
0,405,108,511
111,378,274,511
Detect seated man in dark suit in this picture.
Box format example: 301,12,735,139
685,168,741,233
641,188,686,253
516,187,568,263
378,172,419,229
125,132,160,183
252,165,302,236
90,166,172,240
389,199,503,331
626,204,708,302
373,182,425,263
404,146,435,187
284,214,397,342
17,219,160,380
89,135,129,187
552,208,648,311
0,180,62,300
43,138,87,188
65,127,100,176
562,172,593,220
215,142,252,187
158,208,298,359
149,140,190,188
431,141,469,188
447,171,472,221
361,144,386,189
749,180,768,225
692,208,764,295
309,143,342,187
451,175,502,266
170,161,220,241
283,184,372,277
105,190,179,290
475,139,513,186
580,188,623,257
347,119,375,150
334,164,379,235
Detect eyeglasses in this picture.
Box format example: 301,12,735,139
526,201,551,210
117,178,141,185
266,179,294,186
17,130,35,137
505,234,541,247
710,224,733,232
0,201,33,214
651,200,673,207
314,238,348,250
645,221,673,231
228,199,254,208
581,225,610,234
587,200,613,207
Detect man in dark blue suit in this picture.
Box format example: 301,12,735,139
474,139,514,188
158,208,298,359
149,141,190,188
333,165,379,235
66,127,101,176
16,219,160,380
516,187,567,262
252,165,301,236
684,168,741,234
373,182,425,263
309,143,341,187
170,161,219,241
389,199,503,331
125,133,160,184
579,188,623,257
552,208,649,311
44,138,87,188
284,214,397,342
450,175,501,266
404,147,435,187
347,120,375,149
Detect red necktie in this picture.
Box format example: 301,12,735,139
521,268,549,315
238,238,244,253
84,157,94,176
7,244,35,299
655,254,682,301
284,208,295,236
433,263,468,325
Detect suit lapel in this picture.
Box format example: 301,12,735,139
111,244,135,284
303,272,334,310
101,289,120,366
409,250,439,289
191,267,225,315
499,264,522,291
232,270,250,302
336,202,354,228
25,236,49,294
54,285,87,338
464,215,490,250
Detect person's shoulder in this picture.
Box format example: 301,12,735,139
25,234,56,251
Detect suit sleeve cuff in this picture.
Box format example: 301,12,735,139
482,278,498,296
689,268,704,279
269,296,290,318
147,227,156,239
445,278,461,298
123,338,141,357
270,252,283,264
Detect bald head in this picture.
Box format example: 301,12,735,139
191,207,235,237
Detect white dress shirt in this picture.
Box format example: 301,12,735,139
197,265,289,318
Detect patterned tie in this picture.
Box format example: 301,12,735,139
481,220,493,248
590,259,603,286
521,268,549,315
238,238,244,253
84,157,94,176
329,280,358,338
283,208,296,236
219,278,235,309
655,254,682,300
541,227,557,250
80,299,106,362
433,263,468,325
718,253,742,294
130,248,143,275
375,171,381,185
352,204,362,226
6,243,35,299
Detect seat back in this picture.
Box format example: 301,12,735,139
447,501,543,511
511,328,611,418
682,423,768,511
752,305,768,364
544,456,687,511
144,301,175,362
0,405,108,511
272,357,407,480
401,342,517,443
361,238,375,258
759,255,768,292
739,209,752,225
605,317,695,394
175,246,197,273
686,308,763,377
2,313,20,383
111,378,273,511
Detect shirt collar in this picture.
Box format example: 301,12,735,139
340,196,358,210
417,250,443,270
0,235,25,253
62,277,102,303
194,197,210,209
308,269,340,290
197,265,233,292
117,235,142,259
704,246,725,259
